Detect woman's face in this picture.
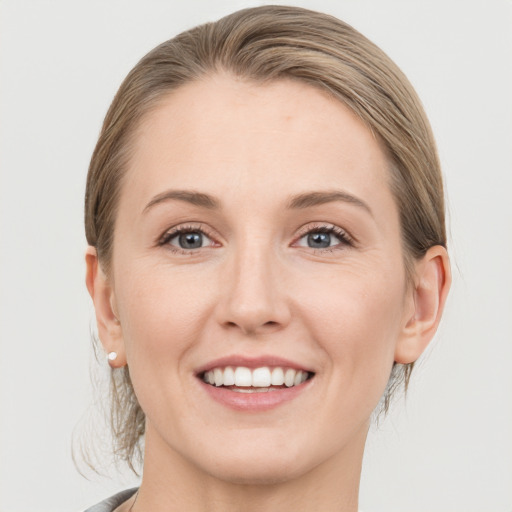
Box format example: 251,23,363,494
108,75,416,483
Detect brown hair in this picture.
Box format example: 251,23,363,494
85,5,446,469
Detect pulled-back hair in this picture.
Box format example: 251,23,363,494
85,5,446,470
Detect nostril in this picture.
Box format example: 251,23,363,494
223,319,281,335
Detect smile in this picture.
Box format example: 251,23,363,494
197,358,315,411
202,366,311,391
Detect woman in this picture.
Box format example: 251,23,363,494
83,6,450,511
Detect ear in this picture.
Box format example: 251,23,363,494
395,245,451,364
85,246,127,368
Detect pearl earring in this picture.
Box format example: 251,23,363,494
107,351,118,361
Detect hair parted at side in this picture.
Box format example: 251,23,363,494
84,5,447,470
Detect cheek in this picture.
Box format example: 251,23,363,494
112,264,220,432
114,263,216,365
297,265,406,380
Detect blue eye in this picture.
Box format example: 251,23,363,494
296,225,353,250
306,232,332,248
174,232,204,249
160,226,215,251
159,224,352,254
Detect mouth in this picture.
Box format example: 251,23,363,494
200,366,314,393
195,356,316,410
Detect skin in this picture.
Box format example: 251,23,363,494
86,74,450,512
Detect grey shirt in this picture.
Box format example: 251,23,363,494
84,488,138,512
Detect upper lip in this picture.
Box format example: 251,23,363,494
195,355,315,376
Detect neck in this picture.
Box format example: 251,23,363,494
132,423,366,512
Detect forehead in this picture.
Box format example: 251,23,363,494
122,74,395,217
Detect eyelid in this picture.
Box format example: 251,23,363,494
292,222,356,249
156,221,355,253
157,223,219,249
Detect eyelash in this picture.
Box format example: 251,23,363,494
158,223,355,254
157,224,217,255
294,223,355,252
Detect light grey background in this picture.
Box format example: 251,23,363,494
1,1,511,511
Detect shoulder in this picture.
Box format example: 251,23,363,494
83,488,138,512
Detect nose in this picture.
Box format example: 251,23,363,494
215,241,291,336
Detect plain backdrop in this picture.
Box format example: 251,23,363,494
1,1,511,511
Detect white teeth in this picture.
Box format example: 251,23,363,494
202,366,310,388
223,366,235,386
295,370,308,385
271,367,285,386
252,367,271,387
234,367,252,387
284,369,296,387
214,368,223,387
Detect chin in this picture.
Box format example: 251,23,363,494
203,453,310,486
188,430,322,486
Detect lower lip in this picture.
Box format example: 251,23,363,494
199,379,313,411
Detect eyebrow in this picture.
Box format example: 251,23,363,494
286,190,373,216
143,189,220,213
143,188,372,216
